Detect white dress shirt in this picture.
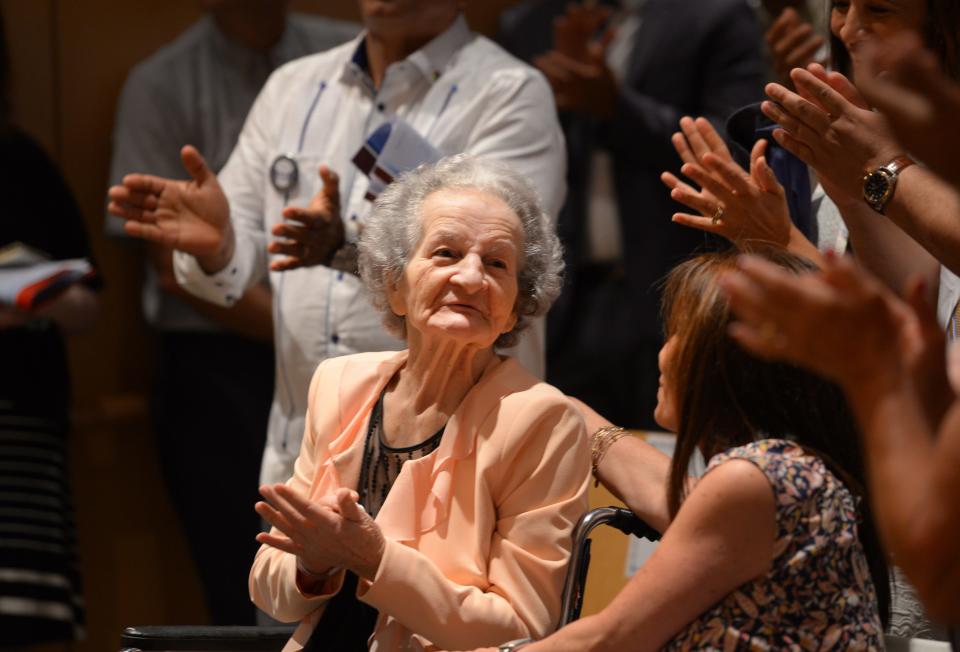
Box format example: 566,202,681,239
107,13,358,331
174,15,566,484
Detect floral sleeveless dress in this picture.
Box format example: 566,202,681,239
664,439,885,651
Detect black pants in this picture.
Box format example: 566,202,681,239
152,331,274,625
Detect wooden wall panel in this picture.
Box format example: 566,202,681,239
2,0,56,153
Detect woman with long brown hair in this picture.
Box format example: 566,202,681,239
467,248,888,651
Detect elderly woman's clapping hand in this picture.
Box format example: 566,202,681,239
256,485,386,581
762,65,902,204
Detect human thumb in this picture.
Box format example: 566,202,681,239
336,488,365,522
181,145,212,185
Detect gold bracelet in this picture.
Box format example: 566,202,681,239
590,425,627,485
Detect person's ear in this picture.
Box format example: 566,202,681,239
386,273,408,318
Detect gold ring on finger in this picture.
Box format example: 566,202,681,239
712,205,724,225
760,321,779,344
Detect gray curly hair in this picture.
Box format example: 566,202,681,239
358,154,564,349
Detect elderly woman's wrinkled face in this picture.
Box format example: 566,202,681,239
389,188,521,349
831,0,925,79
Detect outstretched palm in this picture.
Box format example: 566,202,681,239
108,145,231,266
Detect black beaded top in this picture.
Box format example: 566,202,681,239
357,391,446,518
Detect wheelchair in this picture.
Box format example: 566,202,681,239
118,508,952,652
119,507,658,651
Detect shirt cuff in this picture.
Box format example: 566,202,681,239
172,243,247,307
295,560,345,599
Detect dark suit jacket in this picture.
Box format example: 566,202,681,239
499,0,765,424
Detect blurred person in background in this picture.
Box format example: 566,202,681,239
0,8,100,646
106,0,357,625
498,0,765,431
108,0,565,510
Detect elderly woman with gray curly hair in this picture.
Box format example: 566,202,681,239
250,155,591,652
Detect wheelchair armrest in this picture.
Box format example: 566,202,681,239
120,625,296,651
608,507,662,542
557,507,661,629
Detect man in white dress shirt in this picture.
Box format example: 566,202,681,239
108,0,565,489
107,0,357,625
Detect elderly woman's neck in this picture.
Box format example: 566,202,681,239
397,340,495,413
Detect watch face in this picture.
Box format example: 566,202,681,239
863,169,892,205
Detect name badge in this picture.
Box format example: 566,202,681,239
270,154,299,193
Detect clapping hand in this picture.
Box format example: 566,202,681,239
256,484,385,581
107,145,234,274
534,3,618,117
661,116,798,252
857,33,960,190
762,64,902,205
764,8,826,87
720,252,946,401
269,165,344,272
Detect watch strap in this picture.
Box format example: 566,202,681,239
884,155,915,176
864,155,915,214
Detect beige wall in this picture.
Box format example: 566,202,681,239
1,2,624,651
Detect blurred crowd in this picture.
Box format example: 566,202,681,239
3,0,960,650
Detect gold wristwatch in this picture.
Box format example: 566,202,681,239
862,155,915,214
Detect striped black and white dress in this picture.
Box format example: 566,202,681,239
0,126,97,646
0,409,85,646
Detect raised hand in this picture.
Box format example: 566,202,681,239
256,484,385,581
534,3,617,117
858,34,960,190
107,145,233,273
661,117,806,255
764,8,826,87
268,165,344,272
720,253,912,390
762,65,903,205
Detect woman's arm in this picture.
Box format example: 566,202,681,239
570,397,672,532
503,459,776,652
763,66,951,286
846,373,960,622
594,435,672,534
249,364,340,622
721,254,960,621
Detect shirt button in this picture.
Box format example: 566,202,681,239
377,102,385,112
350,214,358,221
331,333,340,344
337,272,344,281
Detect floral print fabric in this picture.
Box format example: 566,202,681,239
664,439,884,651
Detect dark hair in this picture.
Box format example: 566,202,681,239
829,0,960,80
661,248,890,626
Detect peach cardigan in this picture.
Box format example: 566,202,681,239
249,351,590,651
